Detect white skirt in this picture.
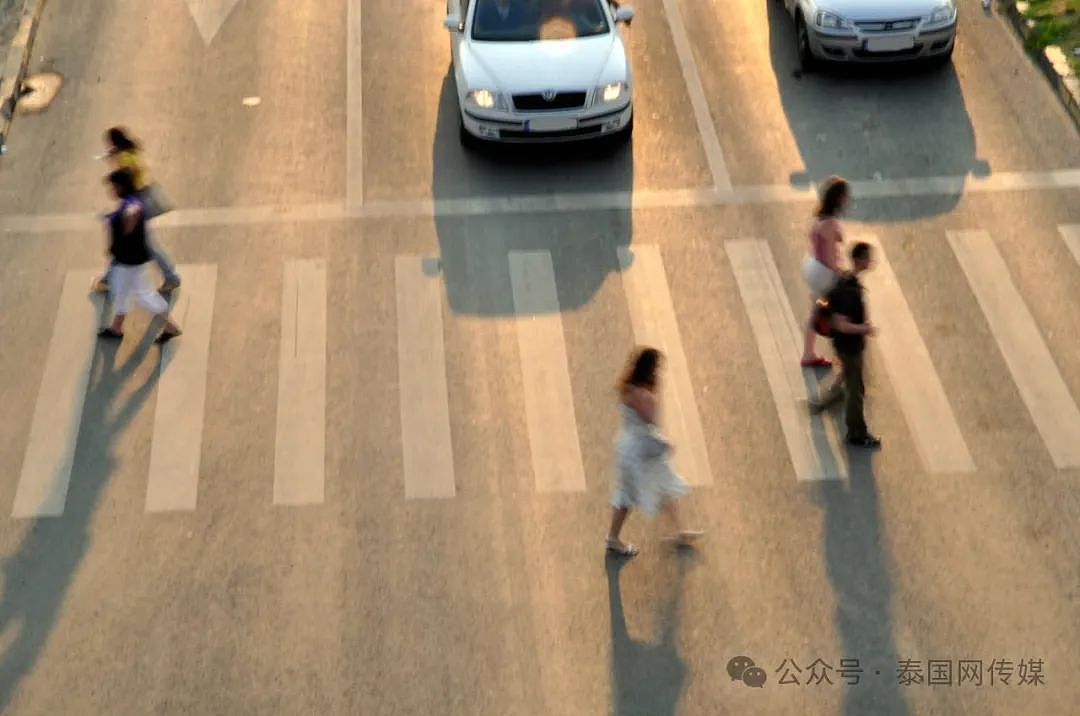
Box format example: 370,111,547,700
802,256,838,297
110,263,168,315
611,433,689,517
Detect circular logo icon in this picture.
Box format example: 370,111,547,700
727,656,756,681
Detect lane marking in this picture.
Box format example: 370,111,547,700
1060,224,1080,266
947,230,1080,469
184,0,242,45
659,0,732,191
725,239,846,481
508,251,587,493
395,255,455,499
145,265,218,512
860,236,975,473
1,169,1079,230
617,245,712,485
273,259,327,505
347,0,364,207
12,270,101,518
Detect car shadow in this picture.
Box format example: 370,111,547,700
431,66,634,316
0,310,164,711
765,0,990,221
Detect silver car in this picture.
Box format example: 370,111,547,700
783,0,957,67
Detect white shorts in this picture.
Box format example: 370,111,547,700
802,256,838,297
110,263,167,316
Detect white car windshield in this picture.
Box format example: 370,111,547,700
471,0,610,41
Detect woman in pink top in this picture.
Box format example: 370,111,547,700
801,176,850,367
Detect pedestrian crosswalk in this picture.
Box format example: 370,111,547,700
7,223,1080,518
947,230,1080,469
395,255,456,500
145,264,217,512
274,259,327,506
509,250,587,493
859,237,975,474
726,239,847,481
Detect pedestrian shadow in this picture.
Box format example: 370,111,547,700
812,449,911,716
605,549,699,716
0,307,165,711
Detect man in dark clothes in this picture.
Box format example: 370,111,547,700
811,241,881,449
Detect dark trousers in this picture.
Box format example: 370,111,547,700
815,350,868,438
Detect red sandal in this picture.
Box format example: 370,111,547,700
800,356,832,368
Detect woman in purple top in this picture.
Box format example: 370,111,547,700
97,168,182,344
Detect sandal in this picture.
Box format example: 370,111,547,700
97,328,123,340
800,356,832,368
605,538,639,557
155,329,182,344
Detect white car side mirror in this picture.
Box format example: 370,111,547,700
443,14,462,31
614,6,635,23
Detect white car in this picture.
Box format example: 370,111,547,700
784,0,957,67
443,0,635,145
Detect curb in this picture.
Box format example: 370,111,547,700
0,0,47,153
1005,0,1080,133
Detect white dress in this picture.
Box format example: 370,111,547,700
611,403,689,516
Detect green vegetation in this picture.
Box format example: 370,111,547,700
1024,0,1080,74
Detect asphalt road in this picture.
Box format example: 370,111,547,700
0,0,1078,714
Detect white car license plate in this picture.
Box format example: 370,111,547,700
864,34,915,52
526,116,578,132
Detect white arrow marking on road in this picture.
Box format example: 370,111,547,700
186,0,242,45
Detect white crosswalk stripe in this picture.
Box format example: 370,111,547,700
947,230,1080,469
508,251,587,493
1060,224,1080,266
725,239,846,482
12,270,102,518
395,255,456,499
273,259,328,506
145,265,218,512
616,245,713,486
860,236,975,473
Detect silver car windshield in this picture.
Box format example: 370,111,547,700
471,0,610,41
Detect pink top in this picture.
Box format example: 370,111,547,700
810,217,842,271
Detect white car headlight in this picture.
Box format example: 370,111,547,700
465,89,508,111
595,81,628,105
815,11,852,31
928,2,956,24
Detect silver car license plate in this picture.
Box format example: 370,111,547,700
864,34,915,52
525,116,578,132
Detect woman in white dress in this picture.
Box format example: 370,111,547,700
800,176,850,368
605,347,701,557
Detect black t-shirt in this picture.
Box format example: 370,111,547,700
827,273,865,355
108,197,151,266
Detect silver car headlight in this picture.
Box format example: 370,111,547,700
928,2,956,24
594,81,628,105
815,11,852,31
465,89,509,111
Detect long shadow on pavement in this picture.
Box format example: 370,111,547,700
765,0,989,222
606,549,699,716
813,447,911,716
0,315,164,711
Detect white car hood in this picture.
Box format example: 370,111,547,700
462,35,624,92
818,0,942,21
